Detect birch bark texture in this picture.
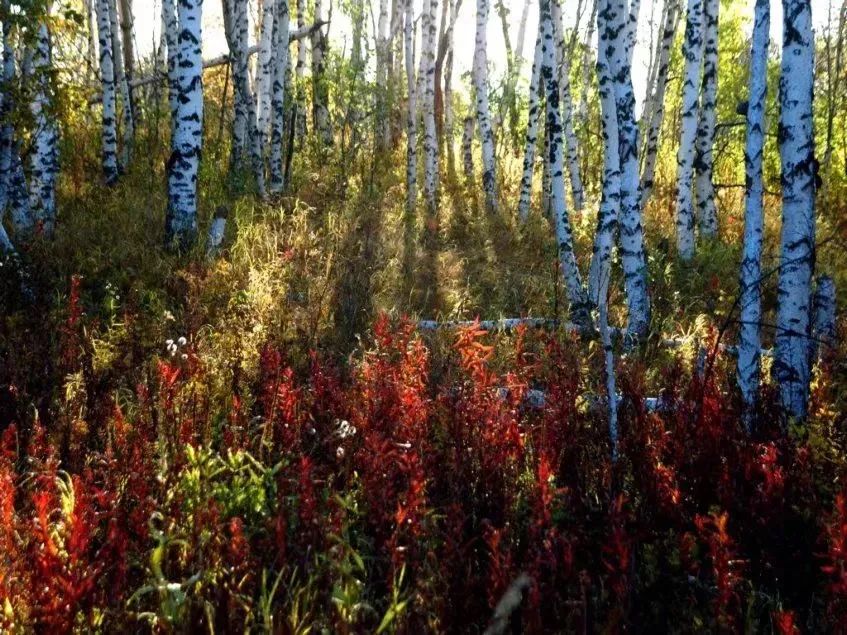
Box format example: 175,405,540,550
473,0,499,213
540,0,591,328
404,0,417,218
606,0,651,339
96,0,120,185
640,0,679,203
422,0,439,214
774,0,817,420
694,0,719,238
165,0,204,249
269,0,290,194
28,22,59,236
675,0,705,260
588,1,621,309
737,0,768,427
517,33,543,222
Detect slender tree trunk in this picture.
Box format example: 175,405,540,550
84,0,98,81
28,22,59,237
295,0,307,138
222,0,266,197
165,0,204,250
514,0,532,66
462,116,475,179
737,0,768,429
255,0,276,145
422,0,439,214
774,0,816,420
607,0,651,339
473,0,498,212
588,2,620,309
118,0,134,105
541,0,591,328
162,0,179,140
96,0,119,184
624,0,641,65
811,275,836,361
269,0,290,194
443,0,462,179
376,0,391,147
694,0,718,238
109,0,133,166
405,0,418,218
674,0,705,260
518,33,543,222
578,0,598,121
311,0,332,145
551,0,585,212
823,0,847,190
640,0,679,203
0,8,33,239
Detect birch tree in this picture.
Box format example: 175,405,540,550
0,16,31,239
96,0,119,185
421,0,439,214
551,0,585,212
674,0,705,260
640,0,680,203
517,33,543,222
311,0,332,145
109,0,133,166
588,2,620,309
165,0,204,249
473,0,498,212
404,0,417,218
541,0,591,328
222,0,266,197
255,0,276,146
28,22,59,236
774,0,816,420
737,0,768,428
269,0,290,194
694,0,718,238
607,0,651,339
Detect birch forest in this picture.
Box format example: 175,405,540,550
2,0,847,631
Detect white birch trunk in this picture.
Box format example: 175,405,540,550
518,33,543,222
551,0,585,212
165,0,204,249
109,0,133,166
588,4,620,309
737,0,768,427
404,0,417,217
96,0,120,185
376,0,390,146
774,0,817,420
295,0,307,138
255,0,276,144
811,275,836,361
578,0,598,121
269,0,290,194
311,0,332,145
640,0,679,203
28,22,59,237
541,0,591,328
674,0,705,260
0,14,32,239
223,0,266,197
462,116,475,179
422,0,439,214
162,0,179,139
624,0,641,65
514,0,532,65
473,0,498,212
694,0,718,238
607,0,651,339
